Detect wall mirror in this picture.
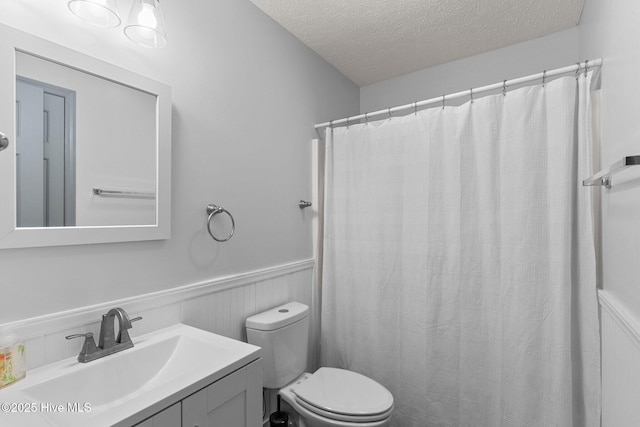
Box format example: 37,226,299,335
0,24,171,248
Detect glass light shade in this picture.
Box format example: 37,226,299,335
124,0,167,48
68,0,121,28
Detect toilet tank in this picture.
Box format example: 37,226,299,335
246,302,309,389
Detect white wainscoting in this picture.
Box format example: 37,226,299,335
599,289,640,427
2,259,314,371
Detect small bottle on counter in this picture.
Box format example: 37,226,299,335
0,328,26,389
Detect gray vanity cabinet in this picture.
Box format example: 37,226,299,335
135,403,181,427
183,359,262,427
135,359,262,427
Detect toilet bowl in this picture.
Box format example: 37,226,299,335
245,302,394,427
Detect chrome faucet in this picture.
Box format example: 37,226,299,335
66,307,142,363
99,307,133,350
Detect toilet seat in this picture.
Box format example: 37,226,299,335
295,396,394,423
292,368,394,423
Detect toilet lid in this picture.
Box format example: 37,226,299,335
294,368,393,420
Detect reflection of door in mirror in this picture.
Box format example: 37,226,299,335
15,51,157,228
16,78,75,227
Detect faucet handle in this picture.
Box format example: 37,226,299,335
117,316,142,344
65,332,94,340
65,332,99,362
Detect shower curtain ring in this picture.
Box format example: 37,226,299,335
414,101,418,115
469,88,473,103
442,95,445,109
542,70,547,87
503,80,507,96
575,62,581,80
584,59,590,76
388,107,392,119
365,112,369,123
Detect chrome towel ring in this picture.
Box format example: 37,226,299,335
206,204,235,242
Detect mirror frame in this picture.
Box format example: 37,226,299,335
0,24,171,248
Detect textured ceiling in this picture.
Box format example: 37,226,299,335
248,0,585,86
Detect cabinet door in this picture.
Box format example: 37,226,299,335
134,402,181,427
183,359,262,427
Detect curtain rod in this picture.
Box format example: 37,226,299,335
315,58,602,130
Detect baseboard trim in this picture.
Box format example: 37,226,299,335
598,289,640,352
3,259,315,339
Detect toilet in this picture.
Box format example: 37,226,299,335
246,302,394,427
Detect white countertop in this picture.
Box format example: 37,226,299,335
0,323,261,426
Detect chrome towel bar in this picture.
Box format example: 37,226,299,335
583,155,640,189
92,188,155,199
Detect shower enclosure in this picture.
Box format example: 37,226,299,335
319,67,601,427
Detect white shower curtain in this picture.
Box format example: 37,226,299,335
321,72,600,427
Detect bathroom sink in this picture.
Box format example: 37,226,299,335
0,323,261,426
23,333,178,408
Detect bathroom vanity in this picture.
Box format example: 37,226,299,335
0,324,262,427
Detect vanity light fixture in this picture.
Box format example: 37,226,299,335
67,0,122,28
124,0,167,48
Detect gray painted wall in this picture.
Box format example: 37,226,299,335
360,28,580,114
580,0,640,315
0,0,359,322
579,1,640,423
